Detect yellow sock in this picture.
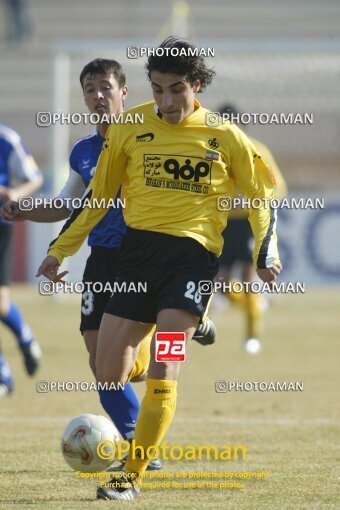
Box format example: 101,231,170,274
245,292,262,338
225,282,262,338
201,293,213,323
226,281,247,307
127,327,155,382
124,378,177,481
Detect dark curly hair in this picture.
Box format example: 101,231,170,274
145,36,215,92
80,58,126,89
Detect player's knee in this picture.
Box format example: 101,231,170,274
82,330,98,376
0,305,6,316
0,303,9,316
95,365,128,386
0,292,10,316
97,374,127,386
130,372,148,383
148,358,179,380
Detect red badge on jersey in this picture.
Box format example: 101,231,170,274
155,332,186,362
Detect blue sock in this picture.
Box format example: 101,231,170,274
99,383,140,441
0,302,33,347
0,352,14,388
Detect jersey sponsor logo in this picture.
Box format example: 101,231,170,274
164,158,210,182
144,153,212,194
136,132,154,142
155,332,186,362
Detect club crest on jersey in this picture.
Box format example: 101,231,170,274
205,150,219,161
208,137,219,149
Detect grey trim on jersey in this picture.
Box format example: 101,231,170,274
57,169,86,211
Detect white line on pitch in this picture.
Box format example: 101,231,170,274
176,417,340,425
0,416,339,425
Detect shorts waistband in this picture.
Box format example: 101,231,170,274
90,246,120,255
125,227,211,255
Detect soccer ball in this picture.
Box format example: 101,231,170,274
61,414,120,472
244,338,262,355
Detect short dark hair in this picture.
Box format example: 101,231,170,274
79,58,126,89
145,36,215,92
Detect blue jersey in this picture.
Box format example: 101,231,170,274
0,124,42,224
69,131,126,248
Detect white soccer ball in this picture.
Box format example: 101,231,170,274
61,414,120,472
244,338,262,355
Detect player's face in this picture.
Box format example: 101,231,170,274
82,73,128,120
150,71,200,124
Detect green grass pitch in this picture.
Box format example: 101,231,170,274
0,285,339,509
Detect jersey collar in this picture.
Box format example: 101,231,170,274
153,99,201,126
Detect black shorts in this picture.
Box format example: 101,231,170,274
80,246,120,333
105,228,219,323
219,218,254,267
0,223,13,286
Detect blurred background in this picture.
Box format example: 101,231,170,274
0,5,339,507
0,0,339,285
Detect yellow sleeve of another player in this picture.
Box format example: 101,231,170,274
226,127,280,269
48,125,127,265
250,137,288,199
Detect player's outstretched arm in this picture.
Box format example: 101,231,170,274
0,167,87,223
0,200,70,222
0,200,24,221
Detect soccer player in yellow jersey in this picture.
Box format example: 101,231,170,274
37,37,282,500
217,104,287,354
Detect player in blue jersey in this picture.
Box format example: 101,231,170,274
0,125,43,397
1,59,215,453
1,60,148,448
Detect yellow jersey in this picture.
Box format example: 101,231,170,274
229,135,287,218
48,100,280,269
251,137,287,200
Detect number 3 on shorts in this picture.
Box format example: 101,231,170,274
82,290,94,315
184,281,202,304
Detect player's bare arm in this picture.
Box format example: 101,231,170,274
0,162,88,223
0,200,70,222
